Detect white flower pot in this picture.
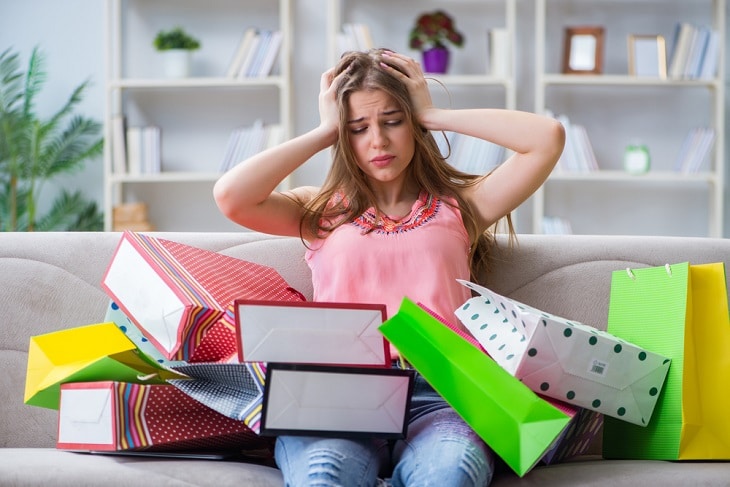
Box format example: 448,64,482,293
162,49,191,78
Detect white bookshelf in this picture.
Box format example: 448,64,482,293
103,0,293,231
533,0,725,237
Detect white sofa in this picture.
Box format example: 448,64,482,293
2,231,730,486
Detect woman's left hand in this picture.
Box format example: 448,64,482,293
380,51,436,128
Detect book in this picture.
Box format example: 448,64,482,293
256,30,283,77
488,28,510,77
668,22,695,79
125,127,142,176
237,32,262,79
698,29,720,80
245,30,272,78
111,115,127,174
226,27,257,78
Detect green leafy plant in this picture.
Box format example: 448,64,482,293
153,27,201,51
0,46,104,231
408,10,465,51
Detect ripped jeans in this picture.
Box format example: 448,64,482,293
274,372,495,487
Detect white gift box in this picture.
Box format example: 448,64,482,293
260,363,414,438
455,280,670,426
235,300,390,366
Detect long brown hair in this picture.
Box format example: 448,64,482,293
300,48,513,279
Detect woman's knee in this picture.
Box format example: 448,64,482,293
276,436,384,487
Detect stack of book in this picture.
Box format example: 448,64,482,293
435,132,506,175
667,22,720,80
219,120,283,172
126,125,161,175
110,116,161,175
542,216,573,235
226,28,283,79
674,127,715,174
336,23,374,55
547,111,599,173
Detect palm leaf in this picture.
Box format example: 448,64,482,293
34,190,103,231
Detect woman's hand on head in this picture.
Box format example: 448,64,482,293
379,51,436,129
318,67,345,143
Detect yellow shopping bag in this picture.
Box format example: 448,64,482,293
680,263,730,458
25,322,180,410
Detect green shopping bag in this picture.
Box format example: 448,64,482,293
379,298,571,477
602,262,730,460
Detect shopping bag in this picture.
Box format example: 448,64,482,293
101,231,305,361
235,300,390,365
25,322,180,410
455,280,671,426
106,299,237,365
379,298,572,477
167,362,267,434
260,363,414,438
57,381,270,452
602,262,730,460
422,302,601,464
541,408,603,464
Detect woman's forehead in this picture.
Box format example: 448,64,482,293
347,89,401,116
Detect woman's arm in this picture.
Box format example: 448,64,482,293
381,51,565,232
213,68,343,237
424,107,565,230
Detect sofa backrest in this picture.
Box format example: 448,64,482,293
0,231,313,448
2,231,729,449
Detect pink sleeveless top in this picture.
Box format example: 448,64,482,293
305,191,471,325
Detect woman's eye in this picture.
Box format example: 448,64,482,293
350,126,367,134
385,119,403,126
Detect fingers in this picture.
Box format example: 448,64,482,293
320,67,336,91
380,51,423,78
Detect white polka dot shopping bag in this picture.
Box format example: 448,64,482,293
603,262,730,460
454,279,671,428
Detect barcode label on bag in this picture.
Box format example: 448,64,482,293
588,359,608,376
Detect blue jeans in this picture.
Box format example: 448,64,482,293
274,373,495,487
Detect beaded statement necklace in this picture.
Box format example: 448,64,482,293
353,191,440,235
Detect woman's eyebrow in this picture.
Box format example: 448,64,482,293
347,109,403,124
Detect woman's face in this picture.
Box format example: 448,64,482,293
346,89,415,192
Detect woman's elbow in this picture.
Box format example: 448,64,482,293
213,178,237,220
543,119,566,166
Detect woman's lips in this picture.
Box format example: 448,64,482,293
371,155,394,168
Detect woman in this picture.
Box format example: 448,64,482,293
214,49,564,487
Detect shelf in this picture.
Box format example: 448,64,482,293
109,172,223,183
103,0,293,232
108,76,287,89
547,170,718,184
541,74,720,88
533,0,725,238
424,74,513,87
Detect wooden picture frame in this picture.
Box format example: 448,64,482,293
628,34,667,78
562,26,605,74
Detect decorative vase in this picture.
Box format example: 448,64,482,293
162,49,191,78
422,47,450,74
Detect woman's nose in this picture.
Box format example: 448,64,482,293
370,126,388,148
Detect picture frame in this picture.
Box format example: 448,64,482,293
628,34,667,78
562,26,605,74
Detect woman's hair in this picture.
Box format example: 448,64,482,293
299,48,514,279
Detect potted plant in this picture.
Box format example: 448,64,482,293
0,47,104,231
408,10,465,74
153,26,201,78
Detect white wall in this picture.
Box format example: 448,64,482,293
1,0,728,236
